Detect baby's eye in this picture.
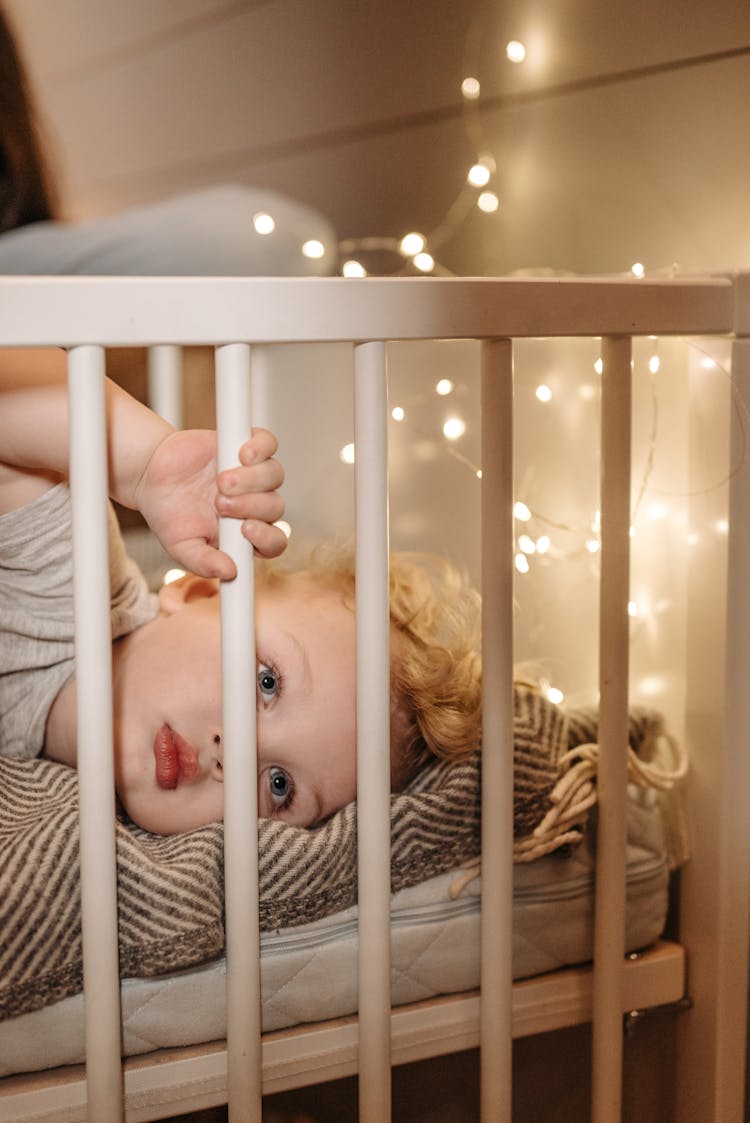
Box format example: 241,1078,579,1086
257,663,278,704
268,766,294,809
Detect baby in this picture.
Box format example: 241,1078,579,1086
0,347,481,834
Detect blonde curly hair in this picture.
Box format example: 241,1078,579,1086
257,544,482,789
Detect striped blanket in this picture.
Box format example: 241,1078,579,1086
0,686,678,1020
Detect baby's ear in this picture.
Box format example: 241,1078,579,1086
157,573,220,616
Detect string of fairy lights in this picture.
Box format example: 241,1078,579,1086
333,342,737,706
335,31,512,279
230,24,744,706
249,28,653,284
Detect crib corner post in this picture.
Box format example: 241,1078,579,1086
676,277,750,1123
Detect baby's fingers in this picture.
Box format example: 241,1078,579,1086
215,488,285,524
171,539,237,581
238,427,279,465
243,519,289,559
216,456,284,499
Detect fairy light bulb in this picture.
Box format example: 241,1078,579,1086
253,212,275,235
628,600,639,617
274,520,291,539
506,40,526,63
400,232,426,256
535,384,552,402
514,501,531,522
649,355,661,374
518,534,536,554
342,259,367,277
443,417,466,440
468,163,491,188
477,191,499,213
536,535,551,553
631,262,645,277
546,686,564,705
515,553,530,574
339,443,355,464
586,538,601,553
461,76,481,99
414,252,435,273
391,406,405,421
302,239,325,259
436,378,454,395
594,358,604,375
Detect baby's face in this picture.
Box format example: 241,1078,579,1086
111,573,357,834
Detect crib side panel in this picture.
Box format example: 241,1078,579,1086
676,331,750,1122
0,274,747,1123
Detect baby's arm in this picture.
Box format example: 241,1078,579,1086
0,347,286,573
0,347,169,514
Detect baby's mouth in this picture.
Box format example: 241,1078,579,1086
154,725,199,790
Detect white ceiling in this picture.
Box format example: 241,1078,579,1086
6,0,750,276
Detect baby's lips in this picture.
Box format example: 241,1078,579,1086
153,725,199,789
154,725,178,789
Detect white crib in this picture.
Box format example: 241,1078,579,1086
0,273,748,1123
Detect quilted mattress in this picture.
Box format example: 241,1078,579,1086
0,789,669,1077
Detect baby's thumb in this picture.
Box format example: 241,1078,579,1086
171,539,237,581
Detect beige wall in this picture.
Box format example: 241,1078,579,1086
5,0,750,276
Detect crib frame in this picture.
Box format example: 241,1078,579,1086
0,272,748,1123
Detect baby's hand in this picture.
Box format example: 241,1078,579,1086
135,428,286,579
215,431,287,561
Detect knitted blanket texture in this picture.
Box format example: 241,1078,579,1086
0,685,674,1020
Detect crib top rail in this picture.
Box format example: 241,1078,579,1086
0,274,740,347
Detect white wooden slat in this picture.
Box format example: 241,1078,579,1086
215,343,262,1122
67,345,124,1122
353,341,393,1122
591,335,633,1123
479,338,515,1123
147,344,183,429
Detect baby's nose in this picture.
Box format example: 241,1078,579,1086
212,733,223,776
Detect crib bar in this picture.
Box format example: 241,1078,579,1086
215,344,263,1122
353,341,393,1122
147,345,183,429
591,335,633,1123
712,333,750,1119
248,346,273,431
67,346,125,1122
479,339,515,1123
147,344,183,430
0,276,733,345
